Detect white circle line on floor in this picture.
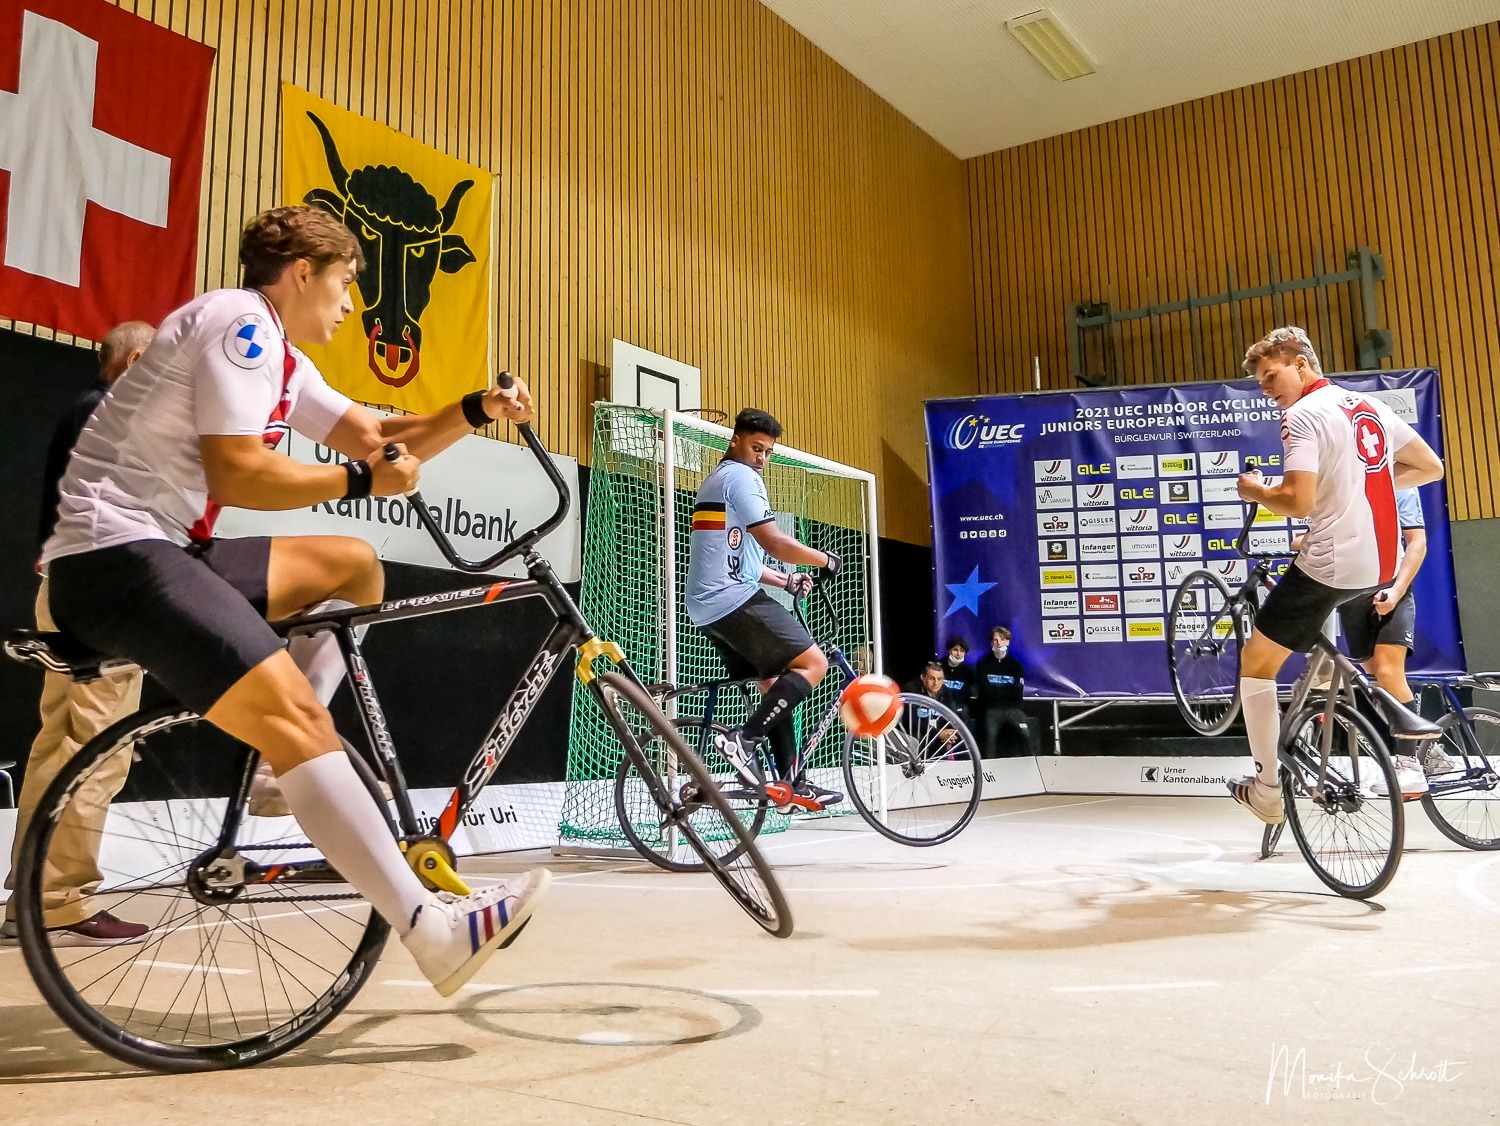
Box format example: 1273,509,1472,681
1454,852,1500,920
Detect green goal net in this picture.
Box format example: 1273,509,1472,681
559,405,880,851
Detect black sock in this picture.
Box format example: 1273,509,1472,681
765,720,797,781
744,672,812,742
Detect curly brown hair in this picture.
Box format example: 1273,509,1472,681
239,205,363,287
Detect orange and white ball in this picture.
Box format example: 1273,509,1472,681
839,674,903,738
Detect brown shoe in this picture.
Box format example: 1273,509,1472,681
48,910,149,947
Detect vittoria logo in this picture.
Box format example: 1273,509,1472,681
1202,450,1239,476
1033,458,1072,483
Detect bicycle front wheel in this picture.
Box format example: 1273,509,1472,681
1167,570,1244,735
614,717,770,872
1280,700,1404,899
593,673,792,937
843,693,983,846
1420,707,1500,849
13,705,390,1072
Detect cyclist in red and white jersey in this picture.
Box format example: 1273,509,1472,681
1227,327,1444,825
40,206,548,995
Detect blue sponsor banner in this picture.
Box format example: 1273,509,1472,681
925,370,1464,698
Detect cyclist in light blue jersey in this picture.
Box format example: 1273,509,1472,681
685,408,842,807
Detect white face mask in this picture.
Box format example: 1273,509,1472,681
993,645,1008,659
948,653,964,665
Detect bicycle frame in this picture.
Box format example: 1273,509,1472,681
659,583,858,785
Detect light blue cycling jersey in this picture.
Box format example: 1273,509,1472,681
685,457,776,626
1396,488,1423,529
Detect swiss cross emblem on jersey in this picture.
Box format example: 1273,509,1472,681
0,1,215,340
1351,409,1389,470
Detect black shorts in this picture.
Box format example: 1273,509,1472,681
701,589,816,680
1255,563,1377,654
1338,590,1416,660
48,537,281,716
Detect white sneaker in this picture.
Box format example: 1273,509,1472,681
1228,775,1285,825
712,730,762,788
1372,755,1429,798
1422,743,1464,776
401,869,551,997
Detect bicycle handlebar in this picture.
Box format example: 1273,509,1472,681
386,370,571,574
1236,503,1294,561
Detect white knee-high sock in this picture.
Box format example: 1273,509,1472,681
1241,677,1281,785
288,600,366,707
277,753,429,935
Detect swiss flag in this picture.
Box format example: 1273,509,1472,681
0,0,213,340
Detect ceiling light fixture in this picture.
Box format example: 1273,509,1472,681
1005,9,1096,82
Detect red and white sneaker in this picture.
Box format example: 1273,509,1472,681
402,869,551,997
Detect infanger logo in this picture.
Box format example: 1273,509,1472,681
946,413,1024,450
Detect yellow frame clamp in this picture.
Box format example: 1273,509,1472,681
576,637,626,685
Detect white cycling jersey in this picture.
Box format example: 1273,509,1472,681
41,288,353,564
1280,380,1418,589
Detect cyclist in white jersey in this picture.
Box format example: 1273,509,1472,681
1227,327,1444,825
39,206,548,996
685,409,843,809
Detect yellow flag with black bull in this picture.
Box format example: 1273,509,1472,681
281,83,492,414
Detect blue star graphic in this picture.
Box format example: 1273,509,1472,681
943,566,996,619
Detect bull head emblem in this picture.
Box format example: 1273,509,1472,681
303,112,476,387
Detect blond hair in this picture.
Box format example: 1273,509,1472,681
1242,326,1322,376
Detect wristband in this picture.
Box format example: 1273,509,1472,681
343,460,373,500
461,390,491,429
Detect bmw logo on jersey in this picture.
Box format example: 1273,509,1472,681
223,313,273,370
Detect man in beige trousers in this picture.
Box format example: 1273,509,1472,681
2,322,153,944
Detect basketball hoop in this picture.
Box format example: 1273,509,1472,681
678,408,729,427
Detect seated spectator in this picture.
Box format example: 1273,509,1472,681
974,626,1039,758
938,636,977,723
903,661,963,750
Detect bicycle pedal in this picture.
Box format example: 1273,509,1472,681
764,782,793,806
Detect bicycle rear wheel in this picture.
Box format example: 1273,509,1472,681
593,673,791,937
614,717,771,872
1167,570,1244,736
12,705,390,1072
1420,707,1500,849
1280,700,1404,899
843,694,983,846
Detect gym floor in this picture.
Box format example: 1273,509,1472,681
2,793,1494,1123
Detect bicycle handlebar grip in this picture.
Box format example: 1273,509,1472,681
383,443,419,498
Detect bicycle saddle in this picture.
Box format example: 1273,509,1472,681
1369,686,1442,740
3,630,138,683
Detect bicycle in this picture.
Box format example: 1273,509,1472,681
1166,504,1441,898
615,581,984,870
3,375,790,1073
1409,674,1500,848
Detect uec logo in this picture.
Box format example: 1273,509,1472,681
946,414,1024,450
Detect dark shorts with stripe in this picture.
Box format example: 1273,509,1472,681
701,589,816,680
48,537,282,716
1254,563,1377,655
1338,589,1416,660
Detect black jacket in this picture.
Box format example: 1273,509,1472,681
974,652,1026,708
38,381,109,550
937,657,977,707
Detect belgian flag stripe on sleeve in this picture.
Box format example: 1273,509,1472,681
692,501,726,531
